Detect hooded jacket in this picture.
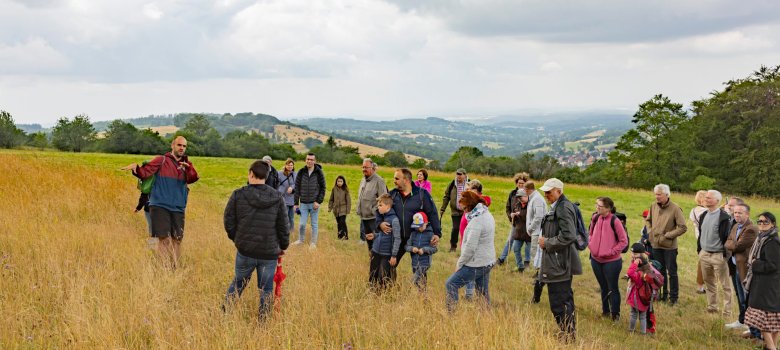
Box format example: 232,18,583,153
224,184,290,260
295,164,326,205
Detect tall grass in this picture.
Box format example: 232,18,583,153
1,149,778,349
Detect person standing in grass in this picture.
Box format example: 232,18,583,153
357,158,388,252
370,194,401,289
626,243,653,334
498,173,530,267
223,160,289,319
724,203,758,331
538,178,582,343
744,212,780,350
293,152,326,249
690,190,708,294
328,175,351,240
124,136,199,269
277,158,297,235
381,168,441,265
588,196,628,322
406,211,437,291
458,180,491,299
440,168,469,252
696,190,733,316
645,183,687,306
445,191,496,312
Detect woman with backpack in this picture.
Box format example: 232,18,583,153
588,196,629,321
277,158,297,234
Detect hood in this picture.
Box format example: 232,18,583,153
241,184,283,209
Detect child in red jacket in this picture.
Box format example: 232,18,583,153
626,243,653,334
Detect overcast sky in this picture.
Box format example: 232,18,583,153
1,0,779,125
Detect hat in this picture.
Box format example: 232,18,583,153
410,212,429,228
262,155,272,164
630,243,646,254
516,190,528,197
641,209,649,218
456,168,467,175
539,178,564,192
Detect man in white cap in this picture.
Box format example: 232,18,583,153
537,178,582,343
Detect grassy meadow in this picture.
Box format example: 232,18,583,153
1,149,779,349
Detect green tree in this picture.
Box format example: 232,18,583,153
51,115,96,152
609,94,690,188
181,114,212,136
410,158,427,169
444,146,484,171
102,120,140,153
0,110,26,148
383,151,408,167
26,132,49,150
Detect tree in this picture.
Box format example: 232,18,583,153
444,146,484,171
26,132,49,150
51,115,96,152
182,114,212,137
0,110,25,148
102,120,140,153
383,151,409,167
609,94,690,188
410,158,427,169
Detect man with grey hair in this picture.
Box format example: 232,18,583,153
645,183,687,305
696,190,733,316
356,158,388,252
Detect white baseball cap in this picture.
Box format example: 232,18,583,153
539,178,564,192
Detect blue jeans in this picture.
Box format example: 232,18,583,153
446,265,493,312
733,269,747,323
298,202,319,244
225,252,277,318
590,257,622,316
286,205,295,233
513,240,530,269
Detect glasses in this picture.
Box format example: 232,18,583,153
456,173,464,176
757,220,771,225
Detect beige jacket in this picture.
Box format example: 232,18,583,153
645,199,688,250
356,173,388,220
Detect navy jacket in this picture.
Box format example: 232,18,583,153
386,184,442,241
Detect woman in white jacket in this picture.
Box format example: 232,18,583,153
445,191,496,312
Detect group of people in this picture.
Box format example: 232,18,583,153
124,140,780,348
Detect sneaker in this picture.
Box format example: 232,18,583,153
740,330,752,338
725,321,745,329
309,243,317,249
696,287,706,294
292,241,303,245
497,258,505,266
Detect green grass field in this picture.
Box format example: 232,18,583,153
1,149,778,349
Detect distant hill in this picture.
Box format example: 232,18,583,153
292,112,632,162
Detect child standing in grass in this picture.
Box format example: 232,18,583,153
328,175,351,240
369,194,401,290
406,212,438,291
626,243,656,334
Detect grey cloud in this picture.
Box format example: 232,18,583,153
385,0,780,43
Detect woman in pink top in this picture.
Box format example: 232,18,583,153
414,169,432,193
588,196,629,321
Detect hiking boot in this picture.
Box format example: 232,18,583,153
497,258,505,266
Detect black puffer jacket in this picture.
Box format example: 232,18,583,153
294,164,326,205
224,184,290,260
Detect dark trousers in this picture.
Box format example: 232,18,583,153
361,219,376,251
732,268,747,323
450,215,462,249
335,215,348,239
548,279,576,337
369,253,396,289
654,248,679,302
533,273,546,303
591,258,622,317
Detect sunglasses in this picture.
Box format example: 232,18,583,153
757,220,771,225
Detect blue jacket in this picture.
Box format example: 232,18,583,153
406,225,438,268
385,184,442,241
135,152,199,213
373,208,401,256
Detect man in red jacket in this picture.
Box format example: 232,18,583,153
123,136,199,269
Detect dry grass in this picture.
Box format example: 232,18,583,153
1,149,778,349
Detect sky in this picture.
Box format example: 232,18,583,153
1,0,779,125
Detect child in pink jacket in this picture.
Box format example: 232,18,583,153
626,243,652,334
